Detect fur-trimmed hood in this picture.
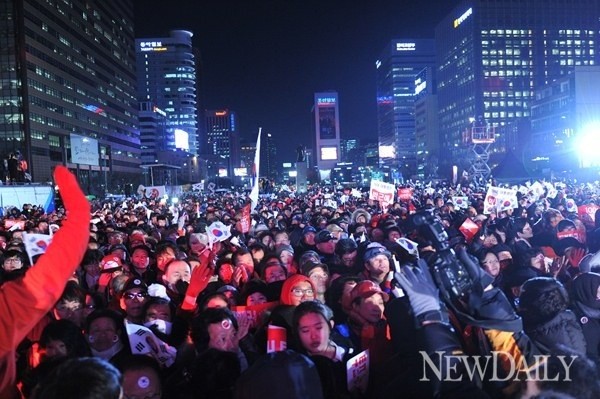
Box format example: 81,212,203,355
351,208,371,225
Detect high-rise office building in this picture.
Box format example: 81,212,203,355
139,102,168,165
0,0,139,191
375,39,436,178
138,101,199,185
435,0,600,175
204,109,239,180
313,91,341,172
260,132,277,181
414,67,440,180
340,138,358,163
136,30,198,156
239,139,256,172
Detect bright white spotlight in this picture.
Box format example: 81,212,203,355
577,123,600,168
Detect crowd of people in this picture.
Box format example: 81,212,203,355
2,174,600,398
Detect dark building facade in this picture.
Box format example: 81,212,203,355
0,0,140,192
414,66,440,180
375,39,436,177
435,0,600,176
204,109,240,180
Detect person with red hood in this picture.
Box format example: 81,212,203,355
0,166,90,398
255,274,317,353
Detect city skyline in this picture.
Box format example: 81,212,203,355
133,0,462,163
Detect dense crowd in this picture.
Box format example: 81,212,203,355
2,173,600,398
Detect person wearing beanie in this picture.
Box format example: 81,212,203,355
330,238,360,279
298,250,321,273
381,222,402,253
571,272,600,363
314,230,337,267
295,225,318,255
275,243,297,275
240,279,270,307
362,243,392,287
257,257,288,302
517,277,586,355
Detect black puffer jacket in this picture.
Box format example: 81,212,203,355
571,272,600,364
523,310,586,355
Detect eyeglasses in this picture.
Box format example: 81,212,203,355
309,273,329,281
4,258,21,264
123,292,148,300
291,288,314,297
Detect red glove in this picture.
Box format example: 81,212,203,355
181,249,215,311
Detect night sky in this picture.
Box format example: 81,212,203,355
133,0,462,162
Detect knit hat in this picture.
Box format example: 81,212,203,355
301,261,329,278
363,243,391,262
335,238,357,256
298,250,321,270
240,279,270,305
302,226,317,235
275,244,294,258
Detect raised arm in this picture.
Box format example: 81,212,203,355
0,166,90,355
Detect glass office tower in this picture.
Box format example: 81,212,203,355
435,0,599,174
0,0,139,190
136,30,198,156
375,39,436,178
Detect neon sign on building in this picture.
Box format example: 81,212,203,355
139,41,167,52
317,97,336,105
396,42,416,51
453,8,473,28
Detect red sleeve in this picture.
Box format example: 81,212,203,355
0,166,90,355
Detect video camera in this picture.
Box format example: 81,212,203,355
407,209,521,332
412,210,473,300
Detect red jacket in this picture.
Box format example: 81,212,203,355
0,166,90,398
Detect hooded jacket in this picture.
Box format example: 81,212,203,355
351,208,371,226
571,272,600,363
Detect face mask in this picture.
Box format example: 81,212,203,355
144,319,172,335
